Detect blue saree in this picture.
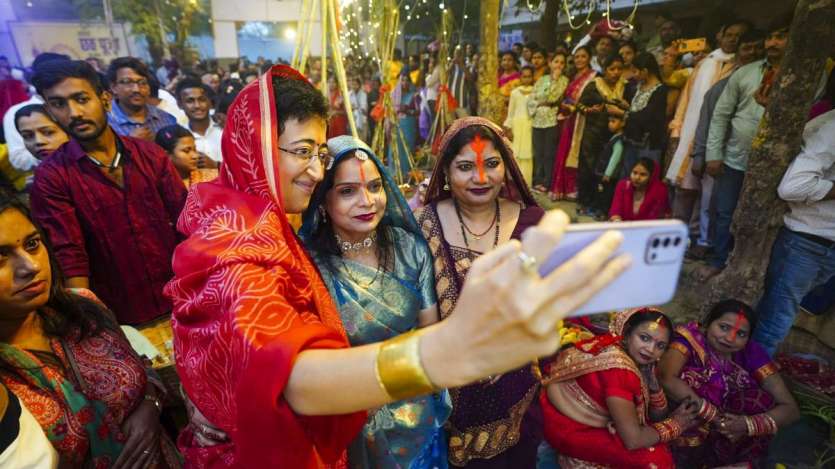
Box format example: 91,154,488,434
301,136,451,469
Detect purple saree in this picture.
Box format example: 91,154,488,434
670,322,780,467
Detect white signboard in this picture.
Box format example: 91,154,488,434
9,21,138,67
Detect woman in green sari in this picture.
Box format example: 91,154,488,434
300,135,451,469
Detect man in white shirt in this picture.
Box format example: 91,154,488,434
755,109,835,356
175,78,223,166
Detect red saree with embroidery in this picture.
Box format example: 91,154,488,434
163,66,366,468
541,335,674,469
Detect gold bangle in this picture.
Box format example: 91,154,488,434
375,330,436,401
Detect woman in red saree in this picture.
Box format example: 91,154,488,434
327,76,350,139
541,309,699,469
550,45,598,201
609,157,670,221
164,64,633,468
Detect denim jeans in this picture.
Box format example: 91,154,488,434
754,228,835,356
709,164,745,269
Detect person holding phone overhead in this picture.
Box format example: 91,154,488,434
658,300,799,468
541,308,698,469
164,66,630,468
415,117,546,468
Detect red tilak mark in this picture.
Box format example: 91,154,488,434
358,158,366,184
729,311,746,341
470,134,488,184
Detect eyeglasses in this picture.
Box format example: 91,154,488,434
279,145,332,169
116,78,150,88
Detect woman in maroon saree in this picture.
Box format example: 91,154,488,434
550,46,597,201
415,117,544,468
659,300,800,468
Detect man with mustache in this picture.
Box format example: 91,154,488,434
700,15,793,280
107,56,177,141
28,59,187,327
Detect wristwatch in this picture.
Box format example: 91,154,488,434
144,393,162,413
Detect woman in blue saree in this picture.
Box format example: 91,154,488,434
389,70,419,183
300,135,451,469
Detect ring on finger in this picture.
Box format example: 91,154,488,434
517,251,539,276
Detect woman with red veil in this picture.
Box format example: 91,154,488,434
164,65,630,468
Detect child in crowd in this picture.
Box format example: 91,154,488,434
154,125,218,188
504,65,535,184
592,114,625,220
609,157,669,221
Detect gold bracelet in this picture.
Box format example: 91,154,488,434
375,330,436,401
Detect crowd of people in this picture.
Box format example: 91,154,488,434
0,7,832,469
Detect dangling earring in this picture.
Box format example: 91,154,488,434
443,177,450,191
318,206,328,223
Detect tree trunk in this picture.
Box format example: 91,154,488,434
701,0,835,315
539,0,560,51
477,0,503,125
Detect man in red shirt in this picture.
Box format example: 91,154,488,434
29,59,187,326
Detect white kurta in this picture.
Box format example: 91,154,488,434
665,49,735,188
504,85,534,185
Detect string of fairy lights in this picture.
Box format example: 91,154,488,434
562,0,639,30
337,0,639,63
339,0,471,63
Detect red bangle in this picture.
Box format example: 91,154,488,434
649,390,668,410
697,400,719,422
651,418,683,443
746,413,777,436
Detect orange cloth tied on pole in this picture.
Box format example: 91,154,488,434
435,84,459,113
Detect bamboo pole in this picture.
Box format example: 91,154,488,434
319,0,328,92
292,0,311,68
299,0,318,74
327,0,358,138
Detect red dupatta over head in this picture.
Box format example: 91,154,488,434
164,65,364,468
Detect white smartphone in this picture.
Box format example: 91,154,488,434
537,220,688,318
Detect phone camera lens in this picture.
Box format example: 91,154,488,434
674,237,682,246
652,238,661,248
663,238,671,248
651,252,658,260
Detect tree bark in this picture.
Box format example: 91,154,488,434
478,0,503,125
701,0,835,315
539,0,560,51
